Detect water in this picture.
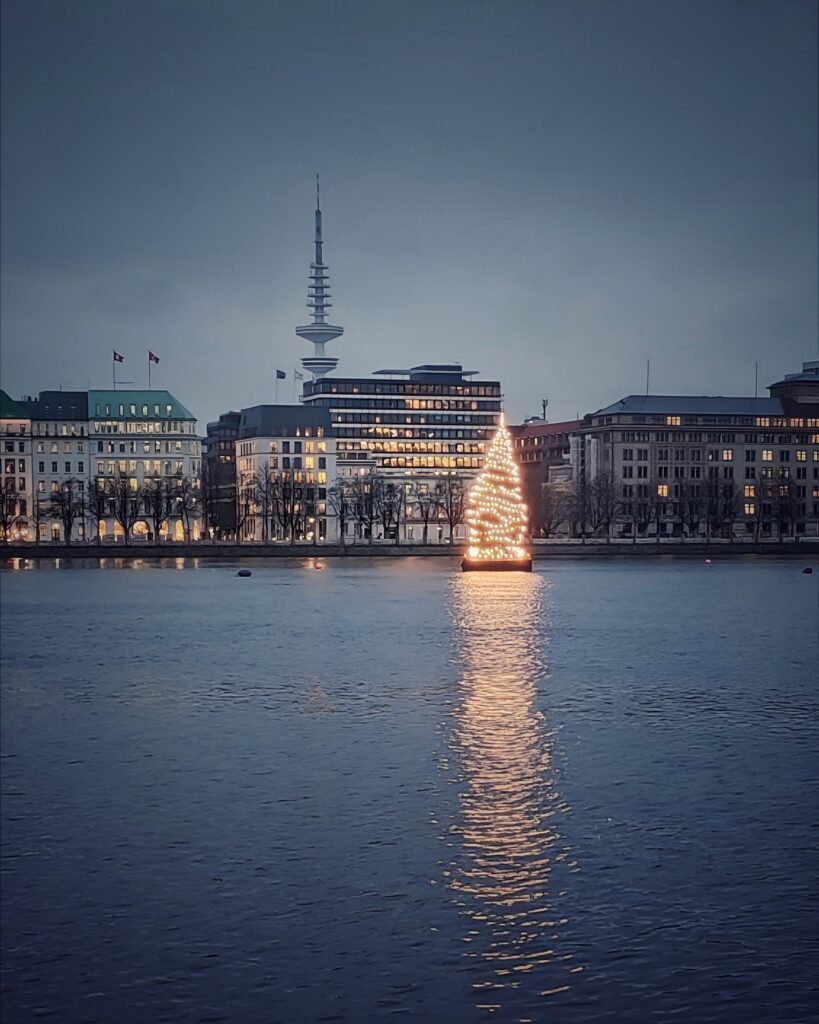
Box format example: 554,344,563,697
1,557,817,1023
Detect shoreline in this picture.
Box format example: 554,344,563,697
2,540,818,562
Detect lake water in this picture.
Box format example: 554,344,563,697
1,557,817,1023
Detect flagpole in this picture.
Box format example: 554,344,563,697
113,353,115,390
148,352,152,390
275,377,279,404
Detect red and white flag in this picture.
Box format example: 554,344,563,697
148,350,160,364
113,350,124,363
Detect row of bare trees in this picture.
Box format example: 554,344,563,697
327,472,466,545
0,474,200,545
537,469,809,542
229,468,467,545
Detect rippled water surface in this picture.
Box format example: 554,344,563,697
1,557,817,1023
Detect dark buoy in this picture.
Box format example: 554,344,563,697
236,568,252,577
802,567,813,574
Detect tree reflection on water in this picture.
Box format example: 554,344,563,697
444,571,577,1012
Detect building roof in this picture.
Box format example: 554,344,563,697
88,390,195,420
239,404,332,438
0,390,30,420
373,363,480,380
20,390,88,421
591,394,783,417
769,360,819,388
510,419,581,439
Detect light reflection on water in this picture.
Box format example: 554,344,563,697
444,571,576,1011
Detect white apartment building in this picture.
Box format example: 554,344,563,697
88,390,202,541
235,406,337,542
1,390,32,541
21,391,90,541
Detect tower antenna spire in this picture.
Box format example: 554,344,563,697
296,176,343,380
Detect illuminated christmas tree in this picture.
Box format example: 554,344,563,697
462,413,532,571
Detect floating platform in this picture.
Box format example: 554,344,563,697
461,557,533,572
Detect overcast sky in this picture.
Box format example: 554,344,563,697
1,0,817,426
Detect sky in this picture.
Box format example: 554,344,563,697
1,0,817,427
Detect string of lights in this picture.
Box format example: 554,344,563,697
464,413,530,564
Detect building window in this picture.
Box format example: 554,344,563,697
657,484,668,497
666,416,681,426
51,461,57,472
744,484,755,498
744,502,755,516
722,449,733,461
762,450,773,461
779,450,790,462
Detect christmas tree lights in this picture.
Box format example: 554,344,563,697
462,413,532,571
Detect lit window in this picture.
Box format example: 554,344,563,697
762,450,773,461
744,502,755,516
744,484,755,498
657,484,668,497
796,450,806,461
722,449,733,461
666,416,681,426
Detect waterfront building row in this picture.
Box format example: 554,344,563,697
569,360,819,540
1,389,203,542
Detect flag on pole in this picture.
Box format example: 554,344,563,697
276,369,286,380
294,370,305,381
149,350,160,364
113,350,124,363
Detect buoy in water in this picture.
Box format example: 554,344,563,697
704,559,711,565
236,568,252,577
802,567,814,574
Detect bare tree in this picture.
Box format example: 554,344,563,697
773,470,799,541
235,476,257,543
270,470,306,542
680,480,705,540
255,463,275,542
409,481,437,544
110,471,142,544
750,476,775,542
327,477,353,546
436,474,466,544
144,478,175,542
347,470,379,543
703,472,722,544
31,494,49,545
48,478,85,545
199,458,217,541
540,485,572,538
0,480,23,541
720,480,741,541
587,471,617,541
620,494,641,543
175,476,199,543
85,478,108,545
374,477,405,544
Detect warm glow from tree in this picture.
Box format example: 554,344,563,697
465,413,529,561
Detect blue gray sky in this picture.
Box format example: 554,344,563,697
1,0,817,425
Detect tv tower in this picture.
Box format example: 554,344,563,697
296,175,343,379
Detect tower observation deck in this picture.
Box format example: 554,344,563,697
296,176,343,379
